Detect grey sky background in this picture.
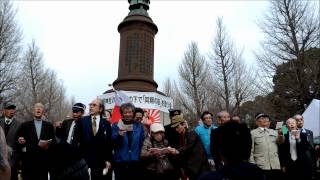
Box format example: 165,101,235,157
14,0,270,105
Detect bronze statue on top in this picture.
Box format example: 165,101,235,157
128,0,150,16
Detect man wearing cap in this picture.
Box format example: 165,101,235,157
0,102,21,180
51,103,89,180
249,113,283,180
164,109,181,147
170,115,210,180
56,103,86,143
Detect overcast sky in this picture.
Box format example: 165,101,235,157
14,0,270,106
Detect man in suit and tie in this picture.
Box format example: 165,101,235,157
279,118,313,180
0,102,21,180
74,98,112,180
294,114,316,180
52,103,89,180
17,102,55,180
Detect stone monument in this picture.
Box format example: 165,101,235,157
112,0,158,91
101,0,172,124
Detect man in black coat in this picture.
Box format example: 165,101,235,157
0,102,21,180
210,111,230,170
279,118,313,180
17,103,55,180
164,109,181,147
74,99,112,180
294,115,316,179
200,121,265,180
52,103,89,180
170,115,210,180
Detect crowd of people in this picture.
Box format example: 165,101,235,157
0,99,319,180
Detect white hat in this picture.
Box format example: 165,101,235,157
150,123,165,133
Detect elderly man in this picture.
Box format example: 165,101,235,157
0,102,21,180
250,113,283,180
18,103,55,180
111,103,145,180
210,110,231,170
74,99,112,180
170,115,210,180
279,118,313,180
294,114,316,179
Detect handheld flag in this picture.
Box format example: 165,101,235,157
111,90,131,124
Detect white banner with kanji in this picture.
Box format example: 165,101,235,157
99,91,173,113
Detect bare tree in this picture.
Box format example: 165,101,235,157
161,77,181,109
259,0,319,63
162,77,174,98
231,58,258,115
15,41,70,122
177,42,212,126
209,17,236,112
0,0,21,102
256,0,320,109
209,17,258,114
16,40,45,118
